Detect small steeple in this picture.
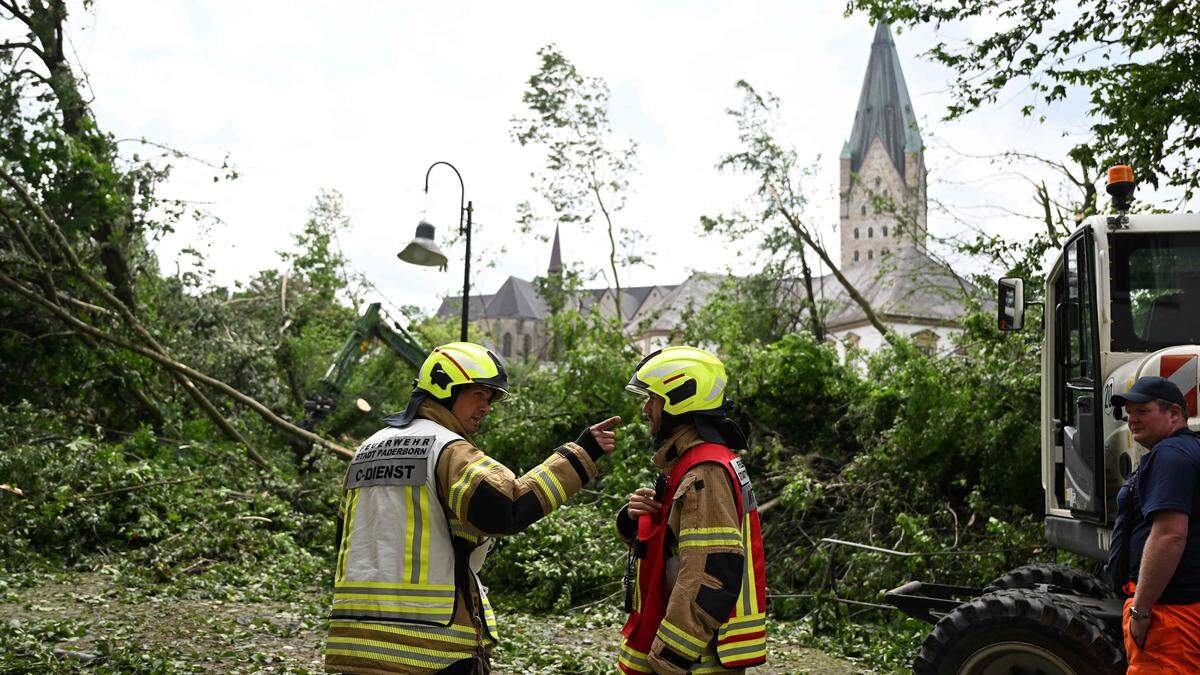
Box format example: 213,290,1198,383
547,225,563,275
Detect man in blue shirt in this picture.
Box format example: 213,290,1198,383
1109,375,1200,672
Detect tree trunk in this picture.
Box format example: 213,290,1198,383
12,0,138,309
770,185,895,346
0,271,354,459
796,246,824,341
592,184,623,322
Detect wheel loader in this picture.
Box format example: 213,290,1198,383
885,166,1200,673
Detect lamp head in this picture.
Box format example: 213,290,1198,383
398,220,448,270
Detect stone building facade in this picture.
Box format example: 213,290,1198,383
817,21,976,361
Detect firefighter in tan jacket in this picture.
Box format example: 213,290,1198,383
324,342,619,674
616,347,766,674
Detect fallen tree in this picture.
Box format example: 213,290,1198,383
0,165,353,463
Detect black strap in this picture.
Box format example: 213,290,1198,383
1117,467,1140,595
623,548,637,613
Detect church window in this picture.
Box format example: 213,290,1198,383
860,205,866,215
882,225,888,237
914,330,940,357
873,177,881,189
868,250,874,260
502,333,513,357
854,228,859,239
853,251,860,262
522,334,531,357
868,227,873,238
883,247,890,256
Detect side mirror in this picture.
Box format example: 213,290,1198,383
998,277,1025,331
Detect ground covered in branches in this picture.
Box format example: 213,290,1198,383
1,567,862,674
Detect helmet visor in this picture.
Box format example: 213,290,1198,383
625,349,661,398
624,382,650,398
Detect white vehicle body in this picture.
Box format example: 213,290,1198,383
1038,213,1200,560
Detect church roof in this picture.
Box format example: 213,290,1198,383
814,247,975,329
624,285,660,311
635,274,726,333
846,22,922,180
433,252,978,339
435,279,671,323
434,294,492,321
484,276,548,320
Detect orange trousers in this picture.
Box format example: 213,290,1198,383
1123,584,1200,673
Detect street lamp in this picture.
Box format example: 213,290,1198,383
397,221,448,270
396,161,473,342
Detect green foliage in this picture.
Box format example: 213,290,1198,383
479,310,650,492
484,502,623,613
492,609,626,674
0,618,207,674
0,403,341,601
731,332,863,462
853,310,1043,510
463,310,654,613
0,8,1097,672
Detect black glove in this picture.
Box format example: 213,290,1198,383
575,425,605,461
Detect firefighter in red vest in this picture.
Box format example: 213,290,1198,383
615,346,767,674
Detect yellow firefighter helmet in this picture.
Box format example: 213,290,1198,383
415,341,509,402
625,346,727,416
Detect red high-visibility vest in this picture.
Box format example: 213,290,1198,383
618,443,767,673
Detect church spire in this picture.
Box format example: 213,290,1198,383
838,22,929,269
547,225,562,275
846,22,922,180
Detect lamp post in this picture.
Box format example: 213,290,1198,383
396,161,473,342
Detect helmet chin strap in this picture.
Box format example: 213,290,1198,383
654,410,686,444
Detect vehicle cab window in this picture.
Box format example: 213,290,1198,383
1051,230,1103,519
1109,232,1200,350
1055,235,1099,427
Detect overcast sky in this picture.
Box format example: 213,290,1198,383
59,1,1104,319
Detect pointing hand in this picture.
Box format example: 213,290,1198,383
588,416,622,454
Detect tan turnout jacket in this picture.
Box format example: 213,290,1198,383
617,425,746,674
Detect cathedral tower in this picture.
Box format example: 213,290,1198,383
839,22,927,268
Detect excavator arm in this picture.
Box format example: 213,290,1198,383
319,303,424,393
290,302,425,465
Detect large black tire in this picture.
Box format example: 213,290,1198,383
913,588,1125,675
985,563,1114,599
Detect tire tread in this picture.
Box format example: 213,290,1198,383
913,587,1124,674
